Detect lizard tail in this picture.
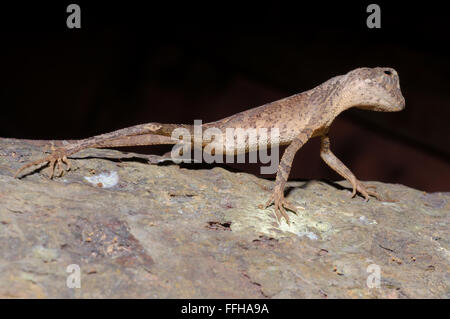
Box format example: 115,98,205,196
1,137,76,147
2,122,194,147
147,123,194,136
3,122,196,156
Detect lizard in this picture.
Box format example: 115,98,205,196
12,67,405,224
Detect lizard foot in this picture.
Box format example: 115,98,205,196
264,186,299,225
14,145,72,179
350,180,382,201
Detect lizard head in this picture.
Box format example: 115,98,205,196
344,67,405,112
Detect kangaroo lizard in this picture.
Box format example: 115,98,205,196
13,67,405,224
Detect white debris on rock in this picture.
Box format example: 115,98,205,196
84,171,119,188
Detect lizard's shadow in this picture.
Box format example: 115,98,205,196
21,152,350,196
283,179,347,197
75,155,351,195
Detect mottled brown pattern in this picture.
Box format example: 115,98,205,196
13,67,405,224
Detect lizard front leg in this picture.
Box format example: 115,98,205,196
264,129,312,224
320,134,381,200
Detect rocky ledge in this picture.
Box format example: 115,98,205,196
0,138,448,298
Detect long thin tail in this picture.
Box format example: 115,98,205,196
67,122,193,151
3,122,194,148
2,137,76,146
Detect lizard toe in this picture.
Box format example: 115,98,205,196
352,180,383,201
48,158,56,179
14,146,74,179
62,155,71,171
264,195,275,209
273,202,290,225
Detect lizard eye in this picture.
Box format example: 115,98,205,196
384,70,392,76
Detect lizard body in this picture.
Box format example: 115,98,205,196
12,67,405,224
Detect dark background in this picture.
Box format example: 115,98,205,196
1,1,449,192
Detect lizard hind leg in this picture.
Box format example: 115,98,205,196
54,156,71,178
14,147,72,179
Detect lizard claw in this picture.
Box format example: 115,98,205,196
264,186,299,225
350,180,382,201
14,147,72,179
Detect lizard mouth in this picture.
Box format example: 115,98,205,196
357,97,405,112
380,92,406,111
389,96,406,111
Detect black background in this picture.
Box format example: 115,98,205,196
1,1,449,191
0,298,435,317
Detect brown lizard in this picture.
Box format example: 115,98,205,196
12,67,405,224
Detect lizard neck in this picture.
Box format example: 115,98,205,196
331,74,367,112
302,75,349,128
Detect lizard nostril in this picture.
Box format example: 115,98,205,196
384,70,392,76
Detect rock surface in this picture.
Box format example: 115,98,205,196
0,138,448,298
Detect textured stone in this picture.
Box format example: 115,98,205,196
0,138,448,298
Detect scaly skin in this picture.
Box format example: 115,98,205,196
13,67,405,224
